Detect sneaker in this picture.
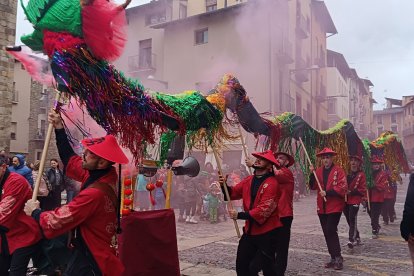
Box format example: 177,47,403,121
185,216,190,223
347,241,354,249
372,229,379,239
333,256,343,270
189,216,198,224
324,258,335,268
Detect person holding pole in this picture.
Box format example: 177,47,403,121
368,156,388,239
343,155,366,248
246,151,295,275
219,150,281,276
0,155,41,275
24,111,127,275
309,148,346,270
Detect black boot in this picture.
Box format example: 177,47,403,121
333,256,343,270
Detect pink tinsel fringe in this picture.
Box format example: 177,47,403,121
82,0,127,61
7,50,54,87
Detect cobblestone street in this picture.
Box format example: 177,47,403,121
177,174,413,276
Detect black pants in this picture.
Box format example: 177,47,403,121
0,243,38,276
368,202,383,231
381,199,394,223
343,204,360,242
275,216,293,276
318,212,342,259
236,229,278,276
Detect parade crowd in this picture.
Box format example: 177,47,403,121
0,111,412,276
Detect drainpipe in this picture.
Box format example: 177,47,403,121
224,0,227,8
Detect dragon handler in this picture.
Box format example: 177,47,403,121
24,111,128,276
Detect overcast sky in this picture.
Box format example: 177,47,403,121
16,0,413,110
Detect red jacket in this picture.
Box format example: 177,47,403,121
369,170,388,203
230,175,282,235
310,165,347,214
346,171,366,205
274,168,294,218
39,156,124,276
0,171,41,254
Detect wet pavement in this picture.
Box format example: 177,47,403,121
177,174,413,275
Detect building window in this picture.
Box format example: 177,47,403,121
10,122,17,140
179,4,187,19
195,28,208,45
376,115,382,124
391,125,398,133
206,0,217,11
328,98,336,114
35,150,42,161
12,82,18,102
377,126,384,137
139,39,152,69
145,10,166,25
391,113,397,124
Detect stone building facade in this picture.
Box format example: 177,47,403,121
0,0,18,153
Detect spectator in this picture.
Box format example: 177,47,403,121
9,154,34,187
65,175,80,203
134,168,149,211
205,182,221,223
184,176,198,224
32,160,51,209
45,158,65,210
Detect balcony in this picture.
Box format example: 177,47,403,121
294,57,309,83
277,37,294,64
296,14,310,39
34,128,45,140
128,53,156,73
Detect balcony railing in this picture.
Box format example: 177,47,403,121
128,53,156,72
34,128,45,140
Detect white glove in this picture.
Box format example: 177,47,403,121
24,199,40,216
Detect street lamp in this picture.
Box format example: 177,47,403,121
147,75,169,89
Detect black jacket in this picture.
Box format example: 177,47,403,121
401,174,414,241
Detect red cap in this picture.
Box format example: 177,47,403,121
274,152,295,167
252,150,278,165
81,135,129,164
316,147,337,157
349,155,363,162
371,156,384,163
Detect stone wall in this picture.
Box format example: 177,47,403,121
0,0,17,153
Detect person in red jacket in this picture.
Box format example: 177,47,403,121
368,156,388,238
24,111,127,276
273,151,295,276
220,150,281,276
309,148,346,270
344,155,366,248
0,155,41,275
381,168,397,225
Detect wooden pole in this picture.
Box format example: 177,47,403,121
165,169,173,209
212,148,241,238
237,125,252,175
298,137,327,202
32,91,62,200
